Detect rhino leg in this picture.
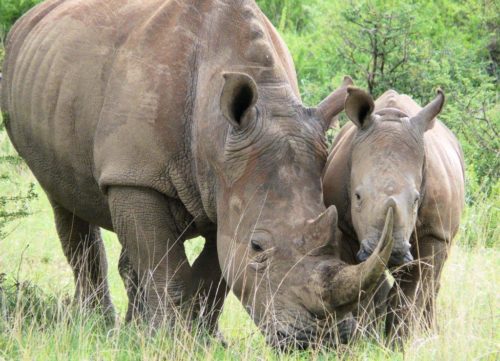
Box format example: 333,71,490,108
190,234,228,334
351,272,392,336
50,199,114,320
108,186,193,327
385,237,448,343
118,247,146,322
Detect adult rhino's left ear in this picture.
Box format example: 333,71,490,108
412,89,445,133
220,72,259,129
316,76,354,131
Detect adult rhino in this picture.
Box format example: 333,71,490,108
1,0,394,348
323,87,465,340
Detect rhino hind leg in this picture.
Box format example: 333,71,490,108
108,186,195,327
190,235,228,335
50,199,115,320
385,237,448,344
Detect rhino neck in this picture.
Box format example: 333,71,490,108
189,0,301,226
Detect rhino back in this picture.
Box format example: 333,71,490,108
2,0,299,230
2,0,210,228
2,0,134,226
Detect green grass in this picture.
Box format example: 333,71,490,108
0,116,499,360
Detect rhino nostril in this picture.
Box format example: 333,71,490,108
356,249,370,262
356,240,375,262
403,251,414,263
389,250,413,266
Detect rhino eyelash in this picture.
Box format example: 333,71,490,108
250,247,276,263
248,260,268,272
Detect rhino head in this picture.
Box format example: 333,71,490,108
212,74,394,348
344,87,445,266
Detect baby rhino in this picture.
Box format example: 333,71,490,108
323,87,465,340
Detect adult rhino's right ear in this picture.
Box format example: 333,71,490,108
220,72,259,129
317,76,354,131
345,87,375,129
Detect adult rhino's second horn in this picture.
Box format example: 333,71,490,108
328,207,394,308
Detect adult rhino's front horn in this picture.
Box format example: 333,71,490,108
315,207,395,311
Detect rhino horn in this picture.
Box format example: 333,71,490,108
327,207,394,308
304,205,338,254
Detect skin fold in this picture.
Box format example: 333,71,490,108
2,0,394,349
323,87,465,342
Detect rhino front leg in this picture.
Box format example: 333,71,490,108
190,234,228,334
118,247,146,322
108,186,193,327
50,199,114,320
385,237,448,343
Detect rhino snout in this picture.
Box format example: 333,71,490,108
357,238,412,266
389,247,413,266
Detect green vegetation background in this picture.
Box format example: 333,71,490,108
0,0,498,360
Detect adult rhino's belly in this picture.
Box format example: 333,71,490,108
9,123,113,229
5,16,117,229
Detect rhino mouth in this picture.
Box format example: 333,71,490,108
357,243,413,267
264,312,356,350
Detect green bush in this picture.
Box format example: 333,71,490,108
280,0,498,195
0,119,37,239
256,0,310,32
0,0,41,38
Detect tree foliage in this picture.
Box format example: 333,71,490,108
0,0,40,38
0,118,37,239
265,0,498,196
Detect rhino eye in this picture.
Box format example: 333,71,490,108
251,239,264,252
355,192,361,201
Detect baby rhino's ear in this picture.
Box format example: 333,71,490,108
345,87,375,130
412,89,445,133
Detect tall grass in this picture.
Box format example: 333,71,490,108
0,232,497,360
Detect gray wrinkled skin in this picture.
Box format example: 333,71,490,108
323,87,465,340
1,0,392,349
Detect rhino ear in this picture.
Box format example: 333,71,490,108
220,72,258,129
317,76,354,131
412,89,445,133
345,87,375,129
